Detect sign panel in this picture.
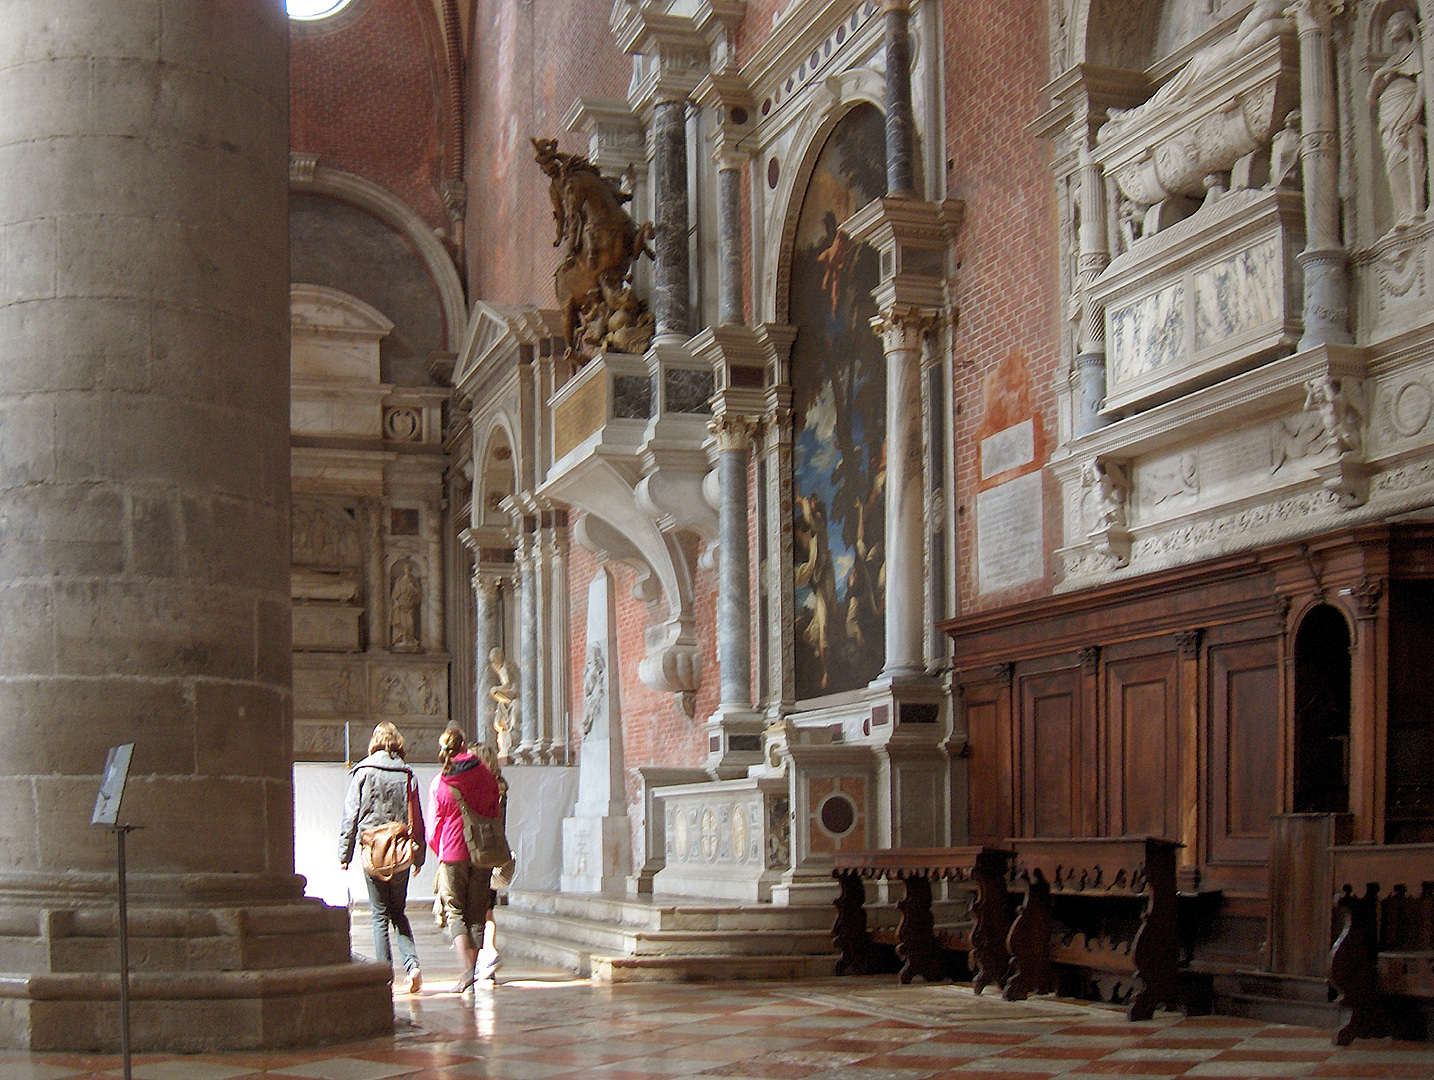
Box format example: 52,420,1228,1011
92,743,135,827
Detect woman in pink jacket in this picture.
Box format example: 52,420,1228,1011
429,727,501,992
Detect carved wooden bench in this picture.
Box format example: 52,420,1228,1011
832,846,1014,991
1003,836,1180,1021
1328,843,1434,1045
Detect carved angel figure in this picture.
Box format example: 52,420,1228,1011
1368,10,1427,228
581,645,605,736
488,646,519,758
1083,458,1129,534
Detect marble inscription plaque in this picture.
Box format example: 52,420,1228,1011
980,418,1035,479
977,471,1044,593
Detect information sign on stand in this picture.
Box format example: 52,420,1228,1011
93,743,138,1080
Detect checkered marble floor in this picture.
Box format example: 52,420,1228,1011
8,974,1434,1080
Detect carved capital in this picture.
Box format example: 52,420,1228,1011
871,306,940,353
1173,629,1202,658
1284,0,1344,34
709,413,756,452
1350,576,1384,619
472,571,500,602
290,151,318,183
992,662,1015,688
1274,594,1293,623
1078,646,1101,674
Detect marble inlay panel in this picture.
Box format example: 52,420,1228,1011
1109,280,1185,388
1193,236,1281,350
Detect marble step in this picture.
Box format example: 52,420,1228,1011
498,906,835,958
504,889,850,933
591,952,839,983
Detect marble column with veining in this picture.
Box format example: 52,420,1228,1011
1074,149,1112,436
472,572,498,747
1288,0,1352,349
874,309,935,679
517,527,540,762
717,152,745,325
652,97,691,342
713,416,756,707
883,0,917,197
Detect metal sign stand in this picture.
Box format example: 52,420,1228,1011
111,823,143,1080
93,743,138,1080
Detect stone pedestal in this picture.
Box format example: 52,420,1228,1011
0,0,390,1050
560,569,631,893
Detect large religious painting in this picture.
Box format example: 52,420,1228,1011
790,103,887,700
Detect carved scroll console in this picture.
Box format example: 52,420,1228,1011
832,846,1014,990
1328,844,1434,1046
1004,836,1181,1021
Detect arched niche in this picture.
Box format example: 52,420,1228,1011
1292,603,1353,814
477,425,518,531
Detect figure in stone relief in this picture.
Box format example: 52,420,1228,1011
1083,458,1129,533
1100,0,1292,143
1269,109,1302,189
532,137,655,362
1273,376,1366,470
488,647,519,759
390,563,422,651
581,644,605,736
1368,10,1427,229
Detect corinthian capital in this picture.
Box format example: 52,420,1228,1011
870,306,940,353
709,413,757,452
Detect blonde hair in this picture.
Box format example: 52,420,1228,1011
368,721,406,758
476,743,500,774
438,726,466,774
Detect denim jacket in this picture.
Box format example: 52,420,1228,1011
337,750,426,867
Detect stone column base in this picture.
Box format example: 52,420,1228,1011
0,899,393,1052
560,816,631,894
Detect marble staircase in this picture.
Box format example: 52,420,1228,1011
497,889,854,982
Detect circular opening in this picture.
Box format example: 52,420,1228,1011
287,0,355,20
819,794,855,836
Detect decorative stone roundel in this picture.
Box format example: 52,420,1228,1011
819,793,856,837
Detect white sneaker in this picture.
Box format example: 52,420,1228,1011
475,957,498,982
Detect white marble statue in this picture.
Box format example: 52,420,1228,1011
389,563,421,650
1368,10,1427,229
488,646,519,759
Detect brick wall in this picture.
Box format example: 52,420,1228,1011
944,0,1060,614
290,0,451,232
465,0,633,305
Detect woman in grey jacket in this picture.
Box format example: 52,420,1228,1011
338,722,426,994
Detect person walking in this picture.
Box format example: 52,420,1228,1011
429,727,501,992
338,721,425,994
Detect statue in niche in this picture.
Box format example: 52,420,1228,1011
1269,109,1302,190
1100,0,1292,143
1368,9,1427,229
533,137,655,362
488,647,519,759
389,562,422,651
581,644,605,737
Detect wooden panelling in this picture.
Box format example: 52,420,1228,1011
964,681,1012,846
1210,639,1280,864
1020,669,1081,838
1106,653,1179,839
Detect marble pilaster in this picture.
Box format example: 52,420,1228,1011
717,157,745,324
1074,151,1112,435
1288,0,1353,349
714,416,756,709
516,523,540,763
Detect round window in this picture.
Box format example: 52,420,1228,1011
287,0,355,20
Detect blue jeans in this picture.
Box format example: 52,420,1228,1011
365,869,419,974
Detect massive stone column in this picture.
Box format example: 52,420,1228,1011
0,0,391,1051
713,416,756,708
874,308,937,679
1288,0,1352,349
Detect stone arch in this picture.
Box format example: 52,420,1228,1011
291,161,465,351
475,419,519,531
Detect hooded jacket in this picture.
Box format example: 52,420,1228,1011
337,749,426,867
427,752,500,863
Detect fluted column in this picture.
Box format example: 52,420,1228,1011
873,308,937,679
0,0,389,1050
717,151,745,325
712,416,756,707
1074,149,1111,435
653,97,691,342
472,571,499,747
1288,0,1352,349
